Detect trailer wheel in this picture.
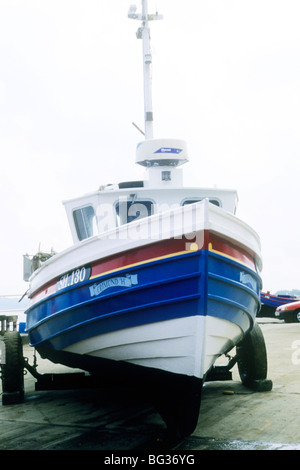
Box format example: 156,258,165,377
1,331,24,405
236,323,272,392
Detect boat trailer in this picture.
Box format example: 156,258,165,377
0,328,102,405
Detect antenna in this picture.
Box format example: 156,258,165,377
132,121,145,136
128,1,163,140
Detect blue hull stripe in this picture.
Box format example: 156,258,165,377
26,249,261,351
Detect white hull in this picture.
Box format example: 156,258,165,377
63,315,243,379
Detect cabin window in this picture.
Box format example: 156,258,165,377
182,198,221,207
73,205,96,241
115,199,154,225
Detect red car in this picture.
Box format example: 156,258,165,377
275,300,300,323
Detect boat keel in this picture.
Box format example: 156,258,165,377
33,345,203,446
151,375,203,448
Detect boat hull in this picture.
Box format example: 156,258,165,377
26,235,261,379
25,201,262,440
62,315,242,379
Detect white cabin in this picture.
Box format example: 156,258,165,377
63,139,238,244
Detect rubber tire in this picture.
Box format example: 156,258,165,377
1,331,24,403
236,323,268,386
294,310,300,323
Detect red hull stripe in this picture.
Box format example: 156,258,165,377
29,237,190,306
90,238,188,279
29,230,256,305
208,232,256,271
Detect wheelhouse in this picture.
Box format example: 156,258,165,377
63,185,238,244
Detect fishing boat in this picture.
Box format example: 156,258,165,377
4,1,272,446
259,291,299,317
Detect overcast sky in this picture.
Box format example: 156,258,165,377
0,0,299,296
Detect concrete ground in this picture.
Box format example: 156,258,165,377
0,319,299,450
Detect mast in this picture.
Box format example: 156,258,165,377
128,1,163,140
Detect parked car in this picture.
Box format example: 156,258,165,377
259,291,299,318
275,300,300,323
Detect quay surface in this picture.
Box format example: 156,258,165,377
0,319,300,450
